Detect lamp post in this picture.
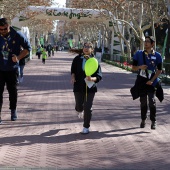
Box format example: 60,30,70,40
162,29,168,60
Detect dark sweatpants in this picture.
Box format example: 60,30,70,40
74,92,95,128
0,70,18,111
140,92,156,122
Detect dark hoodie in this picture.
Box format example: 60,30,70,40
71,54,102,93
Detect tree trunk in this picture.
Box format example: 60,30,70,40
166,19,170,59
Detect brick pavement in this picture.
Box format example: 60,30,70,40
0,51,170,170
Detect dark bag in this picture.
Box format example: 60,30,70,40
130,75,148,100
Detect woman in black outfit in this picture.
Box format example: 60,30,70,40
70,42,102,134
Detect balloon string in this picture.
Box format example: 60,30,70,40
86,84,87,101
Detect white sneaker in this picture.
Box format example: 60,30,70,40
20,77,24,83
77,111,84,119
81,127,89,134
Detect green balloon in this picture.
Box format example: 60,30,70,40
85,58,98,76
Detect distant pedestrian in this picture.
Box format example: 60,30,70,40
18,53,30,84
0,18,31,123
46,43,52,57
42,48,47,64
52,46,55,56
56,45,58,52
36,45,42,59
131,36,163,130
70,42,102,134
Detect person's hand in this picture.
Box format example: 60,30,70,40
71,77,76,84
146,80,153,86
12,54,19,62
139,65,148,70
86,76,94,81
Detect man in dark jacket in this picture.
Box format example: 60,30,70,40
0,18,31,124
132,36,162,130
46,43,52,57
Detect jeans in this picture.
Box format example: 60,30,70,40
18,65,25,78
0,70,18,111
74,92,95,128
140,92,156,121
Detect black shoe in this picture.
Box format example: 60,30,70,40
151,121,156,130
140,120,146,128
11,110,17,121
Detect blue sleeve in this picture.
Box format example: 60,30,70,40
156,52,163,65
133,51,140,61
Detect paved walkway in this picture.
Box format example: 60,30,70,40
0,52,170,170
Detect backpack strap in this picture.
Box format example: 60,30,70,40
142,51,149,79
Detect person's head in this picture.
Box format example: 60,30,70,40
83,42,94,55
0,18,10,37
69,41,94,55
144,36,155,49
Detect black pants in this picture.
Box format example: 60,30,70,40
37,53,41,59
140,92,156,121
0,70,18,111
48,51,51,57
74,92,95,128
42,59,45,64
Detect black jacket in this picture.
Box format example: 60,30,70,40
71,54,102,93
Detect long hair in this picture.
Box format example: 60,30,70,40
69,42,94,55
69,48,83,55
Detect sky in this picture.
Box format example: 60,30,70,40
52,0,66,7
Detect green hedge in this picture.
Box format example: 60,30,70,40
163,59,170,76
102,54,111,60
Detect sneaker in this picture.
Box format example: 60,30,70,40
79,112,84,119
151,121,156,130
20,77,24,83
0,112,1,124
17,80,19,85
77,111,84,119
81,127,89,134
140,120,146,128
11,110,17,121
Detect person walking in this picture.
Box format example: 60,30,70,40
0,18,31,124
46,43,52,57
42,48,47,64
70,42,102,134
18,53,30,84
36,45,42,59
132,36,163,130
52,46,55,56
